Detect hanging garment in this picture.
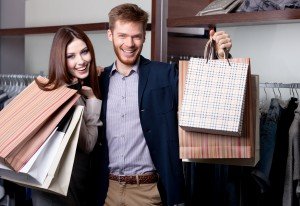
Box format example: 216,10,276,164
283,101,300,206
267,97,298,206
251,98,283,193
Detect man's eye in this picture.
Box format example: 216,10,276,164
134,36,142,40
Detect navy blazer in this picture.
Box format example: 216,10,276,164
93,56,185,205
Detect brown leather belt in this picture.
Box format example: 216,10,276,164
109,173,158,184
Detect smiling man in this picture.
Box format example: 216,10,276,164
93,3,232,206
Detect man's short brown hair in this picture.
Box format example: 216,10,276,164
108,3,149,32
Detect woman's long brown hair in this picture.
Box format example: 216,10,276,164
35,26,101,99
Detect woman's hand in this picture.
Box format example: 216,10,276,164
209,30,232,59
80,86,96,99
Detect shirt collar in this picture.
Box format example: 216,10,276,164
110,57,140,77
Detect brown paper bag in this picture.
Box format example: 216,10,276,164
6,93,80,171
0,76,78,171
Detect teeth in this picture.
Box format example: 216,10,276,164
76,67,86,71
122,49,134,53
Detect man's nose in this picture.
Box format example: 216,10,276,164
124,37,134,47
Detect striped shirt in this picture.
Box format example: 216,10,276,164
106,60,155,175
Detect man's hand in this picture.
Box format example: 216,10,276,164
97,66,104,76
209,30,232,59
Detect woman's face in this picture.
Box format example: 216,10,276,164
66,37,91,82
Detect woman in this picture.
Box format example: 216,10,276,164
32,26,102,206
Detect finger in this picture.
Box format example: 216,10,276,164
81,85,91,91
219,43,232,50
218,38,231,47
217,49,226,59
96,66,104,75
215,33,230,44
209,30,215,39
211,31,225,41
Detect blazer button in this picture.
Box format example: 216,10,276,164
140,109,145,112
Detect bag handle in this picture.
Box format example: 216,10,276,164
204,38,230,65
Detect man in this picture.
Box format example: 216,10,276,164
94,3,232,206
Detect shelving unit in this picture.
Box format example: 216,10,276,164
0,22,152,36
151,0,300,62
0,23,108,36
167,9,300,27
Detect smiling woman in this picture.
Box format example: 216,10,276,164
35,26,100,98
66,38,92,81
32,26,102,206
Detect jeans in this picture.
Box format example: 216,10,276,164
251,98,282,193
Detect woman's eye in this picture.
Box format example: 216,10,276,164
67,55,74,59
81,49,89,55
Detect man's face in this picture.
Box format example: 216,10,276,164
107,20,145,68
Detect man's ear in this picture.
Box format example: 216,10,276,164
107,29,113,41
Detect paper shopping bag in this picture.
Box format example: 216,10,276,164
0,76,78,171
178,60,260,166
6,93,80,171
0,105,84,195
179,57,249,136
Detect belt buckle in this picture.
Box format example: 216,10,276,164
118,175,126,184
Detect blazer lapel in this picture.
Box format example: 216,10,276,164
101,65,113,120
138,56,151,107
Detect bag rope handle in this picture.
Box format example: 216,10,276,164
204,38,231,66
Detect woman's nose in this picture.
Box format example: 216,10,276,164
77,55,86,64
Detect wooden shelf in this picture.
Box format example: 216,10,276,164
167,9,300,27
0,22,152,36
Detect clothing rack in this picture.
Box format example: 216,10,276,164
0,74,40,98
259,82,300,88
259,82,300,99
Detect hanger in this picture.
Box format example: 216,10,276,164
259,82,270,113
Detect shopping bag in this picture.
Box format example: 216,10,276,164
0,105,83,196
0,107,74,185
0,76,79,171
6,92,80,171
179,52,249,136
178,60,260,166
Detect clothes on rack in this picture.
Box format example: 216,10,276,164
283,102,300,206
0,74,37,110
259,97,298,206
252,98,281,193
183,83,300,206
